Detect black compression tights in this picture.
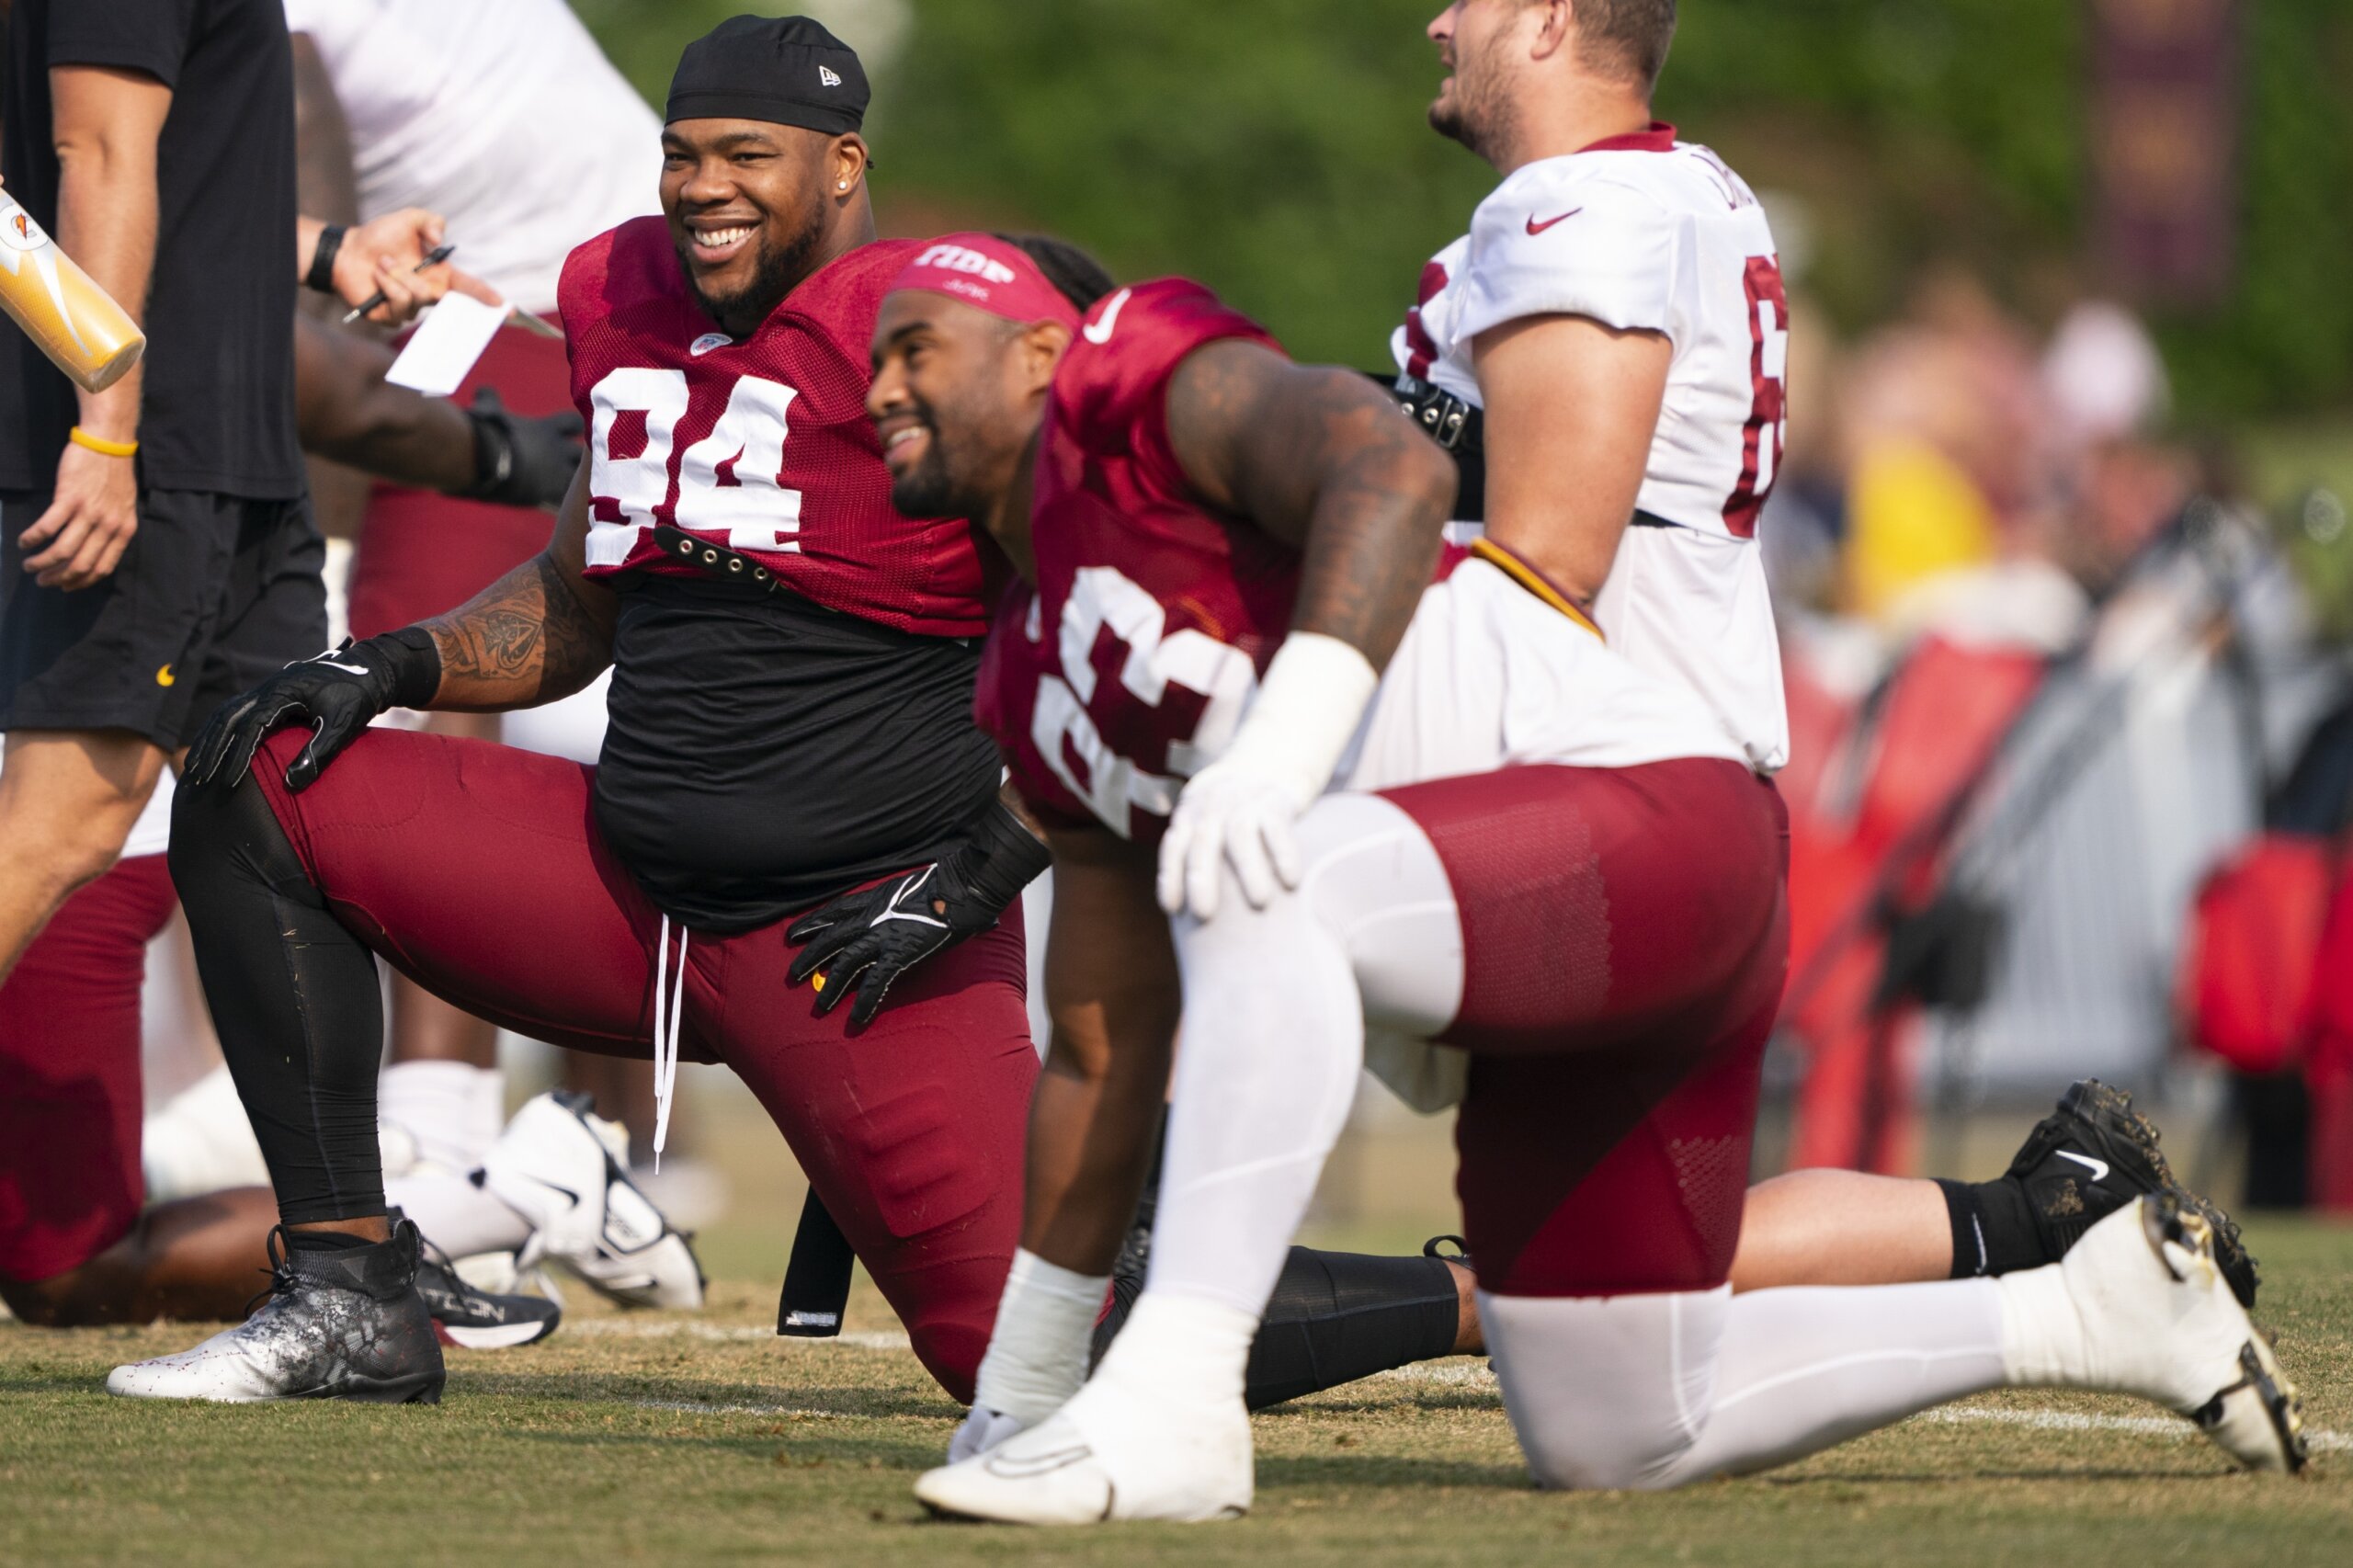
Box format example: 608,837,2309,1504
169,776,389,1223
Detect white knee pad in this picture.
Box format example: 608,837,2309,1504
1479,1288,1729,1492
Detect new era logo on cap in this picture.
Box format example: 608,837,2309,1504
819,66,843,87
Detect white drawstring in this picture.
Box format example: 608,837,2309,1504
650,915,689,1171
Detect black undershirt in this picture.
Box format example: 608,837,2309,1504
595,575,1001,933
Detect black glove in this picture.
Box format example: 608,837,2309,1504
786,801,1052,1026
183,630,441,794
463,387,585,510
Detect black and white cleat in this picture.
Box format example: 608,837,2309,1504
106,1221,446,1404
2006,1079,2259,1308
415,1233,562,1349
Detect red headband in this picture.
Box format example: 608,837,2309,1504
891,233,1081,330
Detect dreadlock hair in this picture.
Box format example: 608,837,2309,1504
995,233,1118,314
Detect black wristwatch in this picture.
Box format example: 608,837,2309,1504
304,224,347,295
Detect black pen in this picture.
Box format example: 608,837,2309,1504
340,242,458,324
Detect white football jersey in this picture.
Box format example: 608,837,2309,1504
1392,123,1790,772
284,0,662,313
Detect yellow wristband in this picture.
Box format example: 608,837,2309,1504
69,426,138,459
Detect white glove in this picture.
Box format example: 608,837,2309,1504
1155,631,1380,922
1157,750,1317,920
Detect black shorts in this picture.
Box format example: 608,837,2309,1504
0,487,326,749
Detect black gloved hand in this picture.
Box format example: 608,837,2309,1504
464,387,585,510
786,801,1052,1027
183,630,441,793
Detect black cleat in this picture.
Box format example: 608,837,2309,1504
107,1220,448,1403
415,1239,562,1349
2006,1080,2258,1308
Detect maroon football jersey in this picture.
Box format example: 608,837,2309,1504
560,222,992,638
974,279,1297,845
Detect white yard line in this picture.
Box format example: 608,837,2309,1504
626,1398,847,1420
1917,1403,2350,1454
565,1319,910,1350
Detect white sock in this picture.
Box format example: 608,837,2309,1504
970,1249,1109,1421
1090,1291,1259,1413
386,1168,533,1259
380,1061,506,1173
1994,1259,2093,1388
1152,885,1365,1319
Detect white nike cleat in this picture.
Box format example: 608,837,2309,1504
946,1404,1030,1464
915,1297,1254,1525
915,1385,1251,1525
479,1091,704,1311
1999,1194,2304,1472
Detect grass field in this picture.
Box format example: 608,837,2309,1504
5,1212,2351,1566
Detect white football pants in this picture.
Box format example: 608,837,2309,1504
1150,793,1461,1319
1481,1279,2008,1490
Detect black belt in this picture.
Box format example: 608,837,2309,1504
649,524,784,595
644,525,851,616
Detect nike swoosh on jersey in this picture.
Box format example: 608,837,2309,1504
2055,1150,2110,1183
1083,288,1132,345
1525,209,1584,236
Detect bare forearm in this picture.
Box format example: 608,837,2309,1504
1023,836,1181,1272
306,392,476,493
1169,344,1452,671
290,34,358,226
52,110,158,438
418,552,615,710
292,315,477,491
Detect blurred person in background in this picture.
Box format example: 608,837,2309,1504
0,0,521,1325
2,276,582,1332
281,0,675,1183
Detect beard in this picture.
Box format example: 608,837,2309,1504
885,407,967,520
1428,37,1518,163
889,449,963,520
676,206,828,336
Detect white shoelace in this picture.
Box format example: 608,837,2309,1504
650,914,690,1170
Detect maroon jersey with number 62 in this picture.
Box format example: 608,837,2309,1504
560,222,992,638
974,279,1296,845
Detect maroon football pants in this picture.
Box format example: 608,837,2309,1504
0,856,176,1281
249,727,1036,1400
1384,758,1790,1300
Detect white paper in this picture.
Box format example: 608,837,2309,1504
385,293,512,396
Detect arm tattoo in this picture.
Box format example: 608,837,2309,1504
1168,344,1453,671
422,552,614,710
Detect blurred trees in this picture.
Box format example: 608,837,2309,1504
579,0,2353,418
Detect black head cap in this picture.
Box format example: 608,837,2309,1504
665,15,870,137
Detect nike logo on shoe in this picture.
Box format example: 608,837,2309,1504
2057,1150,2111,1182
1526,209,1583,236
985,1443,1096,1479
517,1174,584,1209
1083,289,1131,345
